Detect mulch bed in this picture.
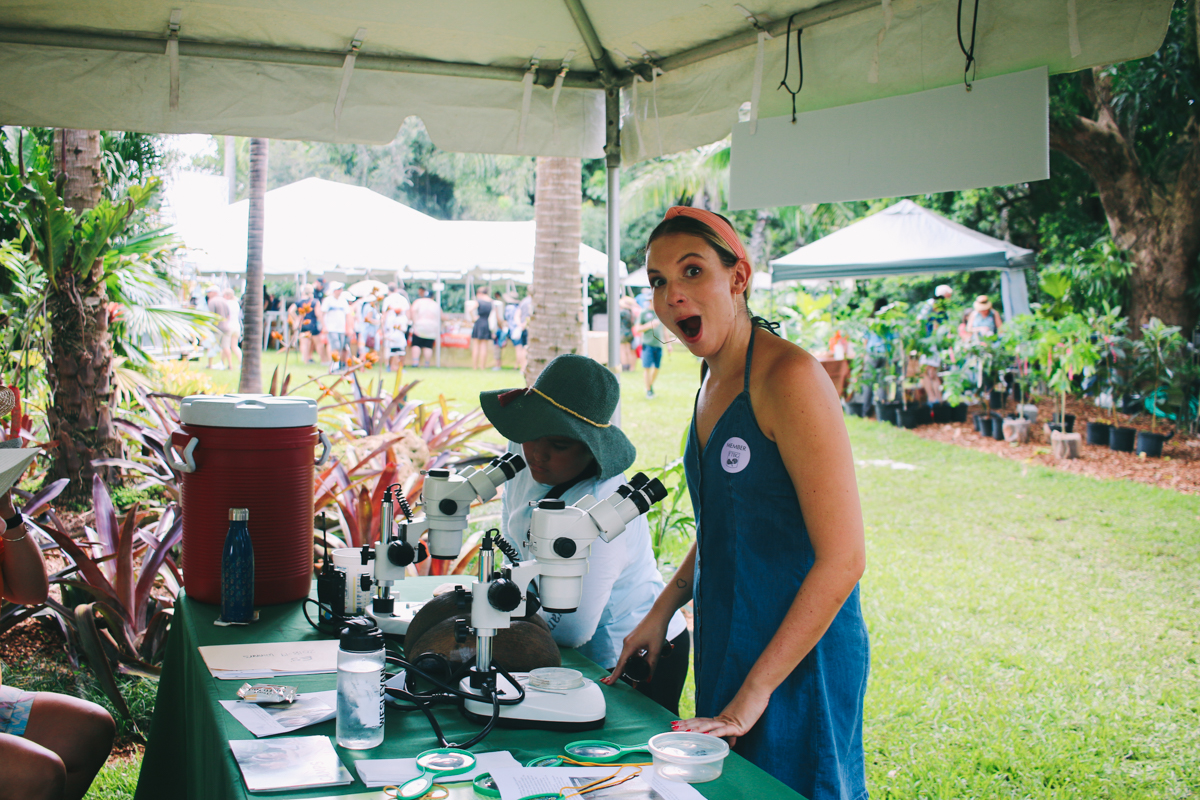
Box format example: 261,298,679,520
908,397,1200,495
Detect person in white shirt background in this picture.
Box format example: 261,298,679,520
320,282,353,370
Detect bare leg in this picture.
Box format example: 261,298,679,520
19,693,114,800
0,734,65,800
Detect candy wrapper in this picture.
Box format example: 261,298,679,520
237,683,298,704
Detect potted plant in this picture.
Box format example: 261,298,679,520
864,301,908,425
1037,313,1098,436
1085,305,1130,445
1133,317,1184,456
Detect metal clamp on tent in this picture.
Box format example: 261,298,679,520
516,47,544,151
550,50,575,137
734,4,772,135
334,27,367,131
867,0,894,84
166,8,182,111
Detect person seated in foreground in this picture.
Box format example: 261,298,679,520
479,354,690,714
0,490,115,800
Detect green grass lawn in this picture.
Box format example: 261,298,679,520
82,351,1200,797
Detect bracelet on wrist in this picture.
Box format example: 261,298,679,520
3,511,23,530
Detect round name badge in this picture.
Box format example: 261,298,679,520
720,437,750,473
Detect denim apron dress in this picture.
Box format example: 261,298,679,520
684,325,870,800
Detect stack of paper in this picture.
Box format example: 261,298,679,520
230,736,353,792
355,750,522,788
199,640,339,680
219,691,337,737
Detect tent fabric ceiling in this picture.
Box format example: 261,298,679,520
769,199,1034,282
0,0,1173,161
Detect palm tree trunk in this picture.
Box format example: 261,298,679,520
48,129,115,503
525,157,583,384
239,138,268,393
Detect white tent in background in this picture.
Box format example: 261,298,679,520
413,219,620,283
184,177,440,275
770,199,1034,320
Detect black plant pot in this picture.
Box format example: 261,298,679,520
1109,426,1136,452
899,407,923,429
847,401,865,417
1085,421,1111,446
931,402,951,423
1051,413,1076,434
989,390,1006,411
972,413,986,433
990,414,1006,441
951,404,969,423
879,402,901,426
1135,430,1173,457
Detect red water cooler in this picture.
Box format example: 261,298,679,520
169,395,330,605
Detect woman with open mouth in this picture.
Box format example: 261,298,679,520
608,207,870,800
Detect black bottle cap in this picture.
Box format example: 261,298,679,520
339,616,383,652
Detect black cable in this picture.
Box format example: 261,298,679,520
957,0,980,89
778,15,804,123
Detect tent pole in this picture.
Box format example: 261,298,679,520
604,85,622,368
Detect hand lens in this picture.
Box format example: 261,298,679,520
562,739,650,763
393,748,477,798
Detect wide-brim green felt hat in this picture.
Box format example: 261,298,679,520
480,354,635,482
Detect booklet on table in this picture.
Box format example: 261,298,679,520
229,735,353,792
199,640,339,679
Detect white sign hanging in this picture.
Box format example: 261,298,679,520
729,67,1049,210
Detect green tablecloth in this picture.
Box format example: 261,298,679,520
135,580,799,799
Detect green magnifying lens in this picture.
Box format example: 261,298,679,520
394,748,477,798
562,739,650,763
525,755,564,767
473,772,501,799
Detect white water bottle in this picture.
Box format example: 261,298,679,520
335,617,386,749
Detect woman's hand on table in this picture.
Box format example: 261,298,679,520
672,685,771,747
601,611,670,686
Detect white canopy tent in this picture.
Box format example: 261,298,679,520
0,0,1173,370
170,177,622,281
183,177,441,275
770,199,1034,320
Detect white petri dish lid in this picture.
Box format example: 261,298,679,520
648,732,730,764
527,667,584,691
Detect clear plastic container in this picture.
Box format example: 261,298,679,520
648,732,730,783
336,618,386,749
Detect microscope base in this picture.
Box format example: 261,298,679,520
460,672,606,731
366,601,426,636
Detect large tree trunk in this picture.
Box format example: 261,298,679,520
238,138,268,393
49,129,116,503
1049,70,1200,335
525,157,583,384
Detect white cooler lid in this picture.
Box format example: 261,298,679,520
179,394,318,428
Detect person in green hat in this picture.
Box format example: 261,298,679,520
480,354,689,713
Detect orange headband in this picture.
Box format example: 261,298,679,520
663,206,747,262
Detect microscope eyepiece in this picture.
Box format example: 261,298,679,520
629,472,651,490
643,478,668,505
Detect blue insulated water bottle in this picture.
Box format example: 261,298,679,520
221,508,254,623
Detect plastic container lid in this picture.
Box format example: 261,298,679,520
339,617,384,653
179,394,318,428
648,732,730,764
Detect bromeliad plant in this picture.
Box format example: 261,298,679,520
35,475,182,720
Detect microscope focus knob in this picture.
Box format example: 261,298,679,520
487,579,522,612
386,539,416,567
454,618,472,643
439,498,458,516
552,537,577,558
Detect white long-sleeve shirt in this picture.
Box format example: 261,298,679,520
500,446,686,669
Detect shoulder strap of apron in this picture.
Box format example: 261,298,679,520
743,323,758,393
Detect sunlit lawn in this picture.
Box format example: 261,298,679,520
80,347,1199,798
